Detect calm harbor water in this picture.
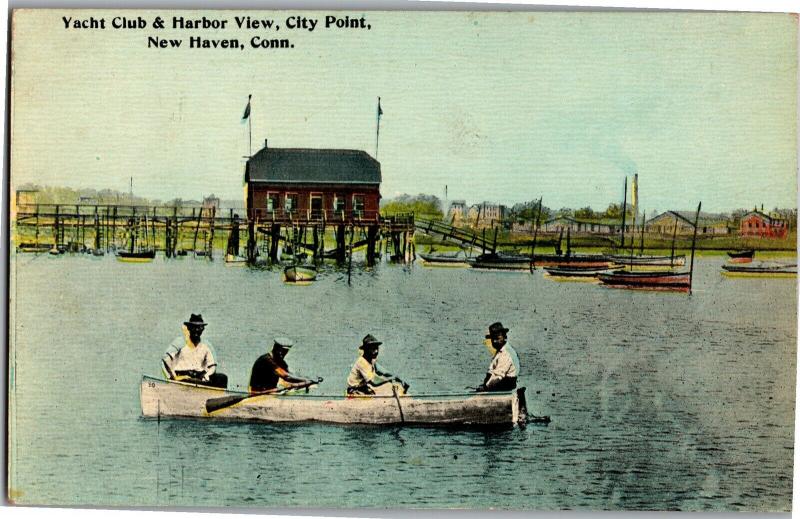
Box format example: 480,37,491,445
8,253,797,510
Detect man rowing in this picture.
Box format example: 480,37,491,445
346,334,408,395
162,314,228,388
248,337,322,394
476,322,519,392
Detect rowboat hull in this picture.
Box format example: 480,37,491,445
284,265,317,282
597,270,691,292
467,255,530,270
721,262,796,278
468,253,609,270
726,250,755,263
532,254,610,268
116,250,155,262
607,254,686,267
419,252,469,267
140,376,522,427
544,267,622,281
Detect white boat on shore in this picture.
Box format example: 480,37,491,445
140,376,528,427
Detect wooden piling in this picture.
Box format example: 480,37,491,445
366,225,378,266
312,226,319,261
269,224,280,263
246,218,257,263
347,225,354,285
336,224,346,264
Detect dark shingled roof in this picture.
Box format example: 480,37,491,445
245,147,381,185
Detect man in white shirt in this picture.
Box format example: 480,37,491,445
162,314,227,388
347,334,408,395
476,322,519,392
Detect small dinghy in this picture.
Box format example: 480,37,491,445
726,250,755,263
544,266,622,281
721,261,796,277
597,269,692,292
284,264,317,282
419,250,469,266
116,250,155,262
606,254,686,267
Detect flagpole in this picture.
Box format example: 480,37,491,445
375,96,381,159
248,95,252,156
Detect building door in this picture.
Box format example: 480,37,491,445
310,194,323,220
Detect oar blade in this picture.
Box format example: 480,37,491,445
205,394,247,414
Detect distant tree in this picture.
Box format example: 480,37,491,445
381,193,443,218
510,201,551,222
574,206,594,219
603,203,634,219
557,207,574,217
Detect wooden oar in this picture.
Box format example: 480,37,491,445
205,381,317,414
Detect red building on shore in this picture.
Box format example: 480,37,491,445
244,142,382,223
739,210,788,238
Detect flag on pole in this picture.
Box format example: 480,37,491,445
242,94,252,120
631,173,639,219
375,97,383,158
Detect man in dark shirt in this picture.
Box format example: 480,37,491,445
248,337,321,393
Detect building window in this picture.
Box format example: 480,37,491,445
285,193,298,213
353,195,365,216
266,193,279,212
334,194,346,213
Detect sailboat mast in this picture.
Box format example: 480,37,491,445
639,210,645,256
556,228,563,256
529,197,542,272
566,227,572,257
688,202,702,294
129,221,135,253
620,177,627,249
670,216,678,267
629,201,636,268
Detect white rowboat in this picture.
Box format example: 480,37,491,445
140,376,527,427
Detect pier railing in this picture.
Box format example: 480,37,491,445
249,208,381,225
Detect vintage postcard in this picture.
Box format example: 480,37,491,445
6,8,798,512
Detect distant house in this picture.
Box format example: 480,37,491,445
202,195,220,210
739,210,788,238
467,202,507,228
646,211,731,235
245,141,382,223
447,200,467,225
543,216,620,234
15,189,38,207
511,220,533,233
12,189,38,220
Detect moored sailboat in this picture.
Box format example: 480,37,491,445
116,215,155,262
598,181,701,293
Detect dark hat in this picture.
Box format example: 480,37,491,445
485,322,509,339
183,314,207,328
273,337,294,349
360,334,382,349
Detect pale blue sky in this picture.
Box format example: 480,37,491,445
11,10,797,213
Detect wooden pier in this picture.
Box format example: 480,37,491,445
13,203,415,266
